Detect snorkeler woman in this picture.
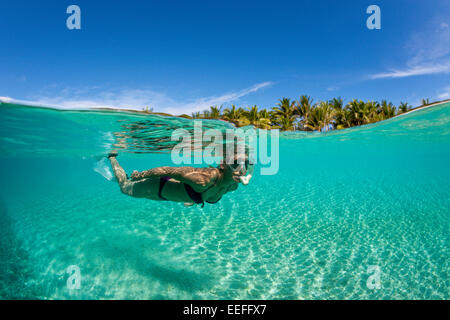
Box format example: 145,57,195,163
108,152,253,207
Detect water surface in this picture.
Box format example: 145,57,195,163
0,101,449,299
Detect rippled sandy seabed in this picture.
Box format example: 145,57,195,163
0,102,449,299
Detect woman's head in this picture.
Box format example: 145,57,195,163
219,153,251,180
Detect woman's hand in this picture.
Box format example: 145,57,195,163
232,170,242,183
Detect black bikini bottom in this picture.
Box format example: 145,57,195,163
158,176,207,207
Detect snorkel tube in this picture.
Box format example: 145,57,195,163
239,163,253,185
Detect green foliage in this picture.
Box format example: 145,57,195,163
188,96,418,131
209,105,222,119
398,102,411,114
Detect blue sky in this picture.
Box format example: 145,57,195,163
1,0,449,114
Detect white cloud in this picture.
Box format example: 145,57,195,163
11,82,273,114
0,96,13,102
370,17,450,79
165,81,273,114
437,86,450,99
370,63,450,79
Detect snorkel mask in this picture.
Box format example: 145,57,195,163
227,157,248,174
227,158,253,185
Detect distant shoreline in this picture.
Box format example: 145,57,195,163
96,99,450,129
3,97,448,117
1,97,449,130
91,98,450,130
391,99,450,118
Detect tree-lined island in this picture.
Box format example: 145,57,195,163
141,97,443,132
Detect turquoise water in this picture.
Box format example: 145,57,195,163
0,101,449,299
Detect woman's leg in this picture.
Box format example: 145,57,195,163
109,156,160,199
109,156,134,196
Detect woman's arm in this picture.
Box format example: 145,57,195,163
131,166,219,191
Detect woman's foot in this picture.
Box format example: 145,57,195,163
107,151,118,159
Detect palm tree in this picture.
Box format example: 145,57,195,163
142,106,154,113
330,97,344,111
259,109,270,119
380,100,396,119
335,109,352,129
329,97,344,129
256,109,272,129
421,98,430,106
237,107,247,118
295,95,314,130
322,101,336,131
345,99,366,126
202,110,211,119
243,105,261,125
272,98,295,118
209,105,222,119
305,106,324,131
271,98,296,131
277,114,295,131
191,111,201,119
398,102,411,114
364,101,380,123
222,104,242,122
305,101,335,131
